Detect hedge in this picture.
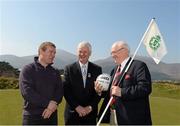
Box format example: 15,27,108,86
0,77,19,89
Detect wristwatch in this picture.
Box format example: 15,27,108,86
88,106,92,111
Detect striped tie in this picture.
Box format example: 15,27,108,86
82,65,87,88
112,65,121,86
110,65,121,126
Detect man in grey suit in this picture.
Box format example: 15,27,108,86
63,41,102,125
95,41,152,125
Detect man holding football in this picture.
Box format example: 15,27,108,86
95,41,152,125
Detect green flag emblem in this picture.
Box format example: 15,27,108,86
149,35,161,51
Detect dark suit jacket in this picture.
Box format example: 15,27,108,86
63,61,102,124
99,59,152,125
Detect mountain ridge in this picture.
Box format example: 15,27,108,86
0,49,180,81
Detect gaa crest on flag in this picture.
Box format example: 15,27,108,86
149,35,161,51
143,19,167,64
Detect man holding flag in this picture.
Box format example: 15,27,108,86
95,41,152,125
95,18,167,125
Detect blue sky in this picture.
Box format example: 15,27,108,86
0,0,180,63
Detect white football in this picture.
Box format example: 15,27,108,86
96,73,111,91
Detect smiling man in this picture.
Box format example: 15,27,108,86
63,41,102,125
19,42,63,125
96,41,152,125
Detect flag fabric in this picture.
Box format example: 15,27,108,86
110,109,118,125
142,19,167,64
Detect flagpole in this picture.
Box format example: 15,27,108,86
124,18,155,73
96,18,155,126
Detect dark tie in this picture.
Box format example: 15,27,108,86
110,65,121,125
110,65,121,108
112,65,121,86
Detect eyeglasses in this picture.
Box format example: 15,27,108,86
111,48,125,55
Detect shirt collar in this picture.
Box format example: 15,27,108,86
120,57,130,72
79,61,88,69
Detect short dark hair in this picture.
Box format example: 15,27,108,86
38,42,56,55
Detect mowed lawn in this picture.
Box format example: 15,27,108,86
0,83,180,125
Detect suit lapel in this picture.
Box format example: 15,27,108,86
75,62,85,88
85,62,91,89
110,58,132,87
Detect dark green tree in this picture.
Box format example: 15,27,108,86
0,61,19,77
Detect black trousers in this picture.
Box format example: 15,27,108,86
23,112,57,125
64,110,96,125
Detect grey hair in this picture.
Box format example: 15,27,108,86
77,41,92,55
112,41,130,54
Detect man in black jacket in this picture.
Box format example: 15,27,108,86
95,41,152,125
63,41,102,125
19,42,63,125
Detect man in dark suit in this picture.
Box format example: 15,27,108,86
95,41,152,125
63,41,102,125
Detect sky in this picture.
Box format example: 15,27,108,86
0,0,180,63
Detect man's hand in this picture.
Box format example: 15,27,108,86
75,105,87,117
75,105,92,117
42,108,53,119
111,85,121,97
84,105,92,114
94,81,103,96
42,100,57,119
47,100,58,112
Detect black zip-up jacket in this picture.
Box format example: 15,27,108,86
19,57,63,115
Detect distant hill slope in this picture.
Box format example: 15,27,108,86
0,49,180,81
94,56,180,81
0,49,77,69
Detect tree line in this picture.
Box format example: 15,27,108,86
0,61,19,89
0,61,64,89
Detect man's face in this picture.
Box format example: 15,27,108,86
77,46,91,64
40,46,56,65
111,45,126,65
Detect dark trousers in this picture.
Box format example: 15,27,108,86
23,112,57,125
64,110,96,125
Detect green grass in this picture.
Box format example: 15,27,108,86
150,97,180,125
150,83,180,124
0,90,22,125
0,83,180,125
0,90,65,125
151,83,180,99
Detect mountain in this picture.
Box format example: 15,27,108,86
53,49,77,68
94,55,180,81
0,49,180,81
0,49,77,69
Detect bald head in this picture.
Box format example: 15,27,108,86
111,41,130,65
111,41,130,54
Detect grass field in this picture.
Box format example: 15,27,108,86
0,83,180,125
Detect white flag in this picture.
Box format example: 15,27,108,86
143,19,167,64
